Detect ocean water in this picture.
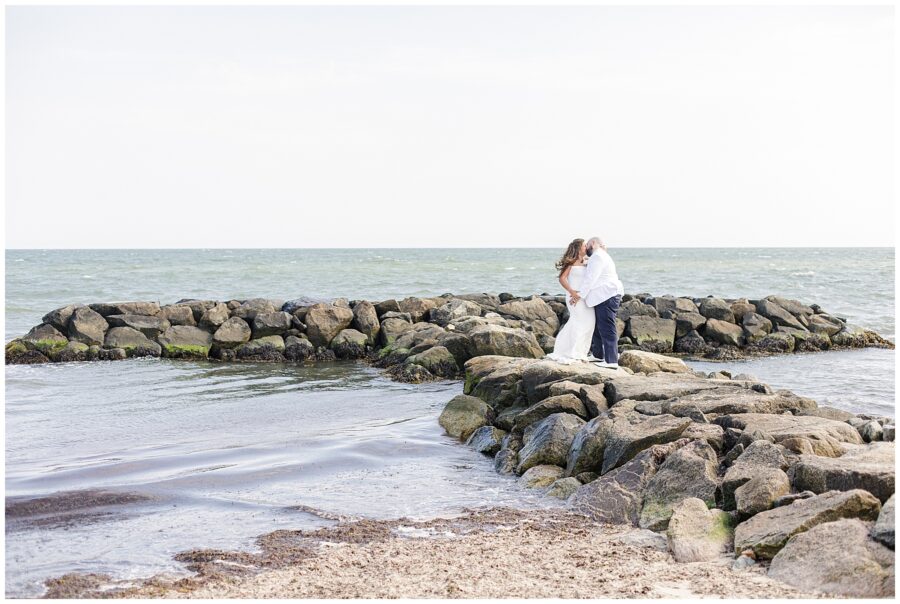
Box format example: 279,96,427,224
4,247,895,596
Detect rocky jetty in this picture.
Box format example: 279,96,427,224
4,292,893,372
7,291,895,598
440,353,895,597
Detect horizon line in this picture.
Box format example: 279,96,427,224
4,245,896,251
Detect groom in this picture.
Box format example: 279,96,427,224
578,237,624,368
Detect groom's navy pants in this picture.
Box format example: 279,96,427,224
590,295,622,364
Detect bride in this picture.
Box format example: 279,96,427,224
546,238,596,364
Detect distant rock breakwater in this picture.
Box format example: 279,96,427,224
4,292,893,374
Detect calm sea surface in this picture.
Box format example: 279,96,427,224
4,247,895,596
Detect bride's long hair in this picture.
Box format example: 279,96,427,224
555,238,584,277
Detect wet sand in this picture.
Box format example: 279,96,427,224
46,508,818,599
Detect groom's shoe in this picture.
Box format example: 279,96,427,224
586,354,601,362
593,361,620,369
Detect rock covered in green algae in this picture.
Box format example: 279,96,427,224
157,325,213,359
666,497,734,562
22,323,69,354
639,440,719,530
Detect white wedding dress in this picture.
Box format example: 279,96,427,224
546,265,596,364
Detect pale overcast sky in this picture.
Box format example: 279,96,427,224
5,5,894,248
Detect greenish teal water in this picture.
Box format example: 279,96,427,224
4,247,895,596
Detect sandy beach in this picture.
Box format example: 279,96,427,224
44,507,817,599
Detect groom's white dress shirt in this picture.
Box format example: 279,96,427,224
578,248,625,308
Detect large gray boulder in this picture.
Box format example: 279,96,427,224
666,497,734,562
106,314,171,338
703,318,744,347
67,307,109,346
698,297,735,323
722,440,788,510
42,304,84,332
89,301,160,317
330,329,369,360
438,394,494,442
634,387,816,418
469,324,544,359
735,468,791,519
872,494,894,549
103,326,161,357
430,299,483,327
601,413,692,474
435,331,474,367
392,323,445,350
157,325,213,359
405,345,458,377
158,304,196,326
379,317,415,346
397,297,437,323
513,394,588,431
212,317,252,349
733,489,882,559
715,413,863,457
639,440,719,530
519,464,564,489
516,413,585,474
618,350,690,374
618,299,658,322
235,335,286,361
466,425,507,456
546,477,581,499
520,359,621,404
790,443,895,503
807,314,843,337
768,519,894,597
565,416,613,476
674,312,707,338
251,311,293,338
755,299,806,331
231,298,277,322
351,301,380,345
173,299,220,321
568,440,686,525
765,295,814,317
741,312,773,343
305,304,354,347
626,316,676,353
497,296,559,338
604,373,728,404
463,356,531,410
198,303,230,331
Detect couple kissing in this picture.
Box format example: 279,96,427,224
546,237,624,368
